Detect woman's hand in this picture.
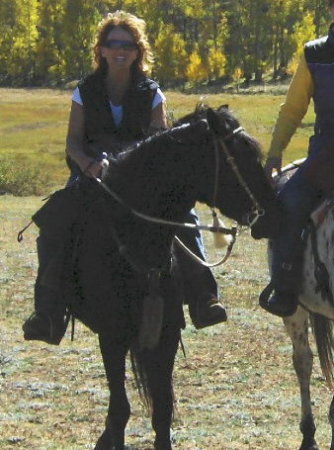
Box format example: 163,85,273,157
83,157,109,179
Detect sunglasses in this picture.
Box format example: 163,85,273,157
103,39,138,51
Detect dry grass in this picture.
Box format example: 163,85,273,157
0,88,328,450
0,196,333,450
0,87,315,195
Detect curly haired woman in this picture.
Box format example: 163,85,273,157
23,11,226,344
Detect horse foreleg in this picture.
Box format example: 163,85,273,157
95,333,130,450
284,307,318,450
141,331,180,450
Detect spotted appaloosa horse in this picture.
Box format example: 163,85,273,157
269,162,334,450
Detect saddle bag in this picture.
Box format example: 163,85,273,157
32,186,81,236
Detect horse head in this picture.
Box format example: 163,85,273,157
204,106,281,239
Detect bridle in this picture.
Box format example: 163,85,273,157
213,126,265,228
174,125,265,267
93,123,266,268
96,125,264,228
18,122,266,270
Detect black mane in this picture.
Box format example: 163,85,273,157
105,118,210,206
175,103,263,160
109,103,263,177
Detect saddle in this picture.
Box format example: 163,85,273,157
32,185,82,237
274,158,334,229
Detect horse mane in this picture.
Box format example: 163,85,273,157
105,103,264,195
173,102,213,125
106,115,208,184
174,102,264,161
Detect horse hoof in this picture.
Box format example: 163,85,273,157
298,441,319,450
154,439,172,450
94,429,125,450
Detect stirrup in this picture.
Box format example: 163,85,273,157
259,283,298,318
191,300,227,329
22,312,67,345
259,282,274,308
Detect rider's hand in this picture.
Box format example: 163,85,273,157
264,156,282,180
83,155,109,179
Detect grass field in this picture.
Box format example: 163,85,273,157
1,88,332,450
0,87,315,195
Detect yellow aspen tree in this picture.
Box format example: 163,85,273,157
186,47,208,84
154,24,188,85
288,12,316,74
208,47,226,80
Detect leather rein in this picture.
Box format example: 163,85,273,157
17,125,265,270
94,125,265,268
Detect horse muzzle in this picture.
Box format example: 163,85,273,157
250,208,281,239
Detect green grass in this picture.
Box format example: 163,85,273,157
1,88,329,450
0,199,332,449
0,89,71,193
0,87,315,195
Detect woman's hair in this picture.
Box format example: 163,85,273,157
93,10,154,76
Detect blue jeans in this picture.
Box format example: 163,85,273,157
271,135,327,288
175,209,218,303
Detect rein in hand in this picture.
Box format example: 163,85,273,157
95,176,238,268
94,125,262,268
18,125,264,270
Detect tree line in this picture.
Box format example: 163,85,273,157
0,0,330,88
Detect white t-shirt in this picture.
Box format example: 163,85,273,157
72,86,165,127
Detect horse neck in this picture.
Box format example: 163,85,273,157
104,127,211,269
110,126,210,220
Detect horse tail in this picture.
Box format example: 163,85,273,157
310,312,334,389
130,341,177,420
129,348,153,415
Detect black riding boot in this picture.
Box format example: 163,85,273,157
175,212,227,328
259,262,301,318
22,233,68,345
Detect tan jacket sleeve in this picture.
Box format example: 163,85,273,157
268,54,314,159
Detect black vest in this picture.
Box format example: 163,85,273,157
67,71,159,172
304,24,334,135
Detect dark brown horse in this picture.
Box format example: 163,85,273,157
67,105,280,449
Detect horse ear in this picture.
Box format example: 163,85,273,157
206,108,221,134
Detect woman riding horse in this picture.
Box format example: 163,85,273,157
22,11,226,345
68,104,280,449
